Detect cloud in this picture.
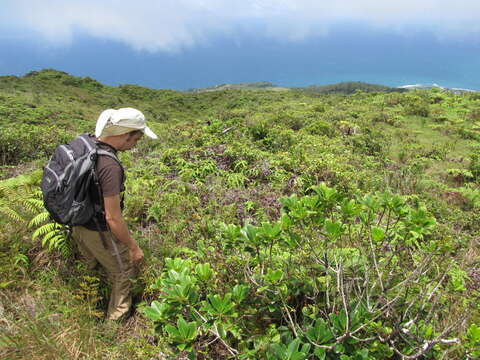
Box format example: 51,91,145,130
2,0,480,52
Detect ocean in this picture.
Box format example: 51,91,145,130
1,26,479,91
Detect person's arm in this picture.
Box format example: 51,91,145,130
103,194,144,264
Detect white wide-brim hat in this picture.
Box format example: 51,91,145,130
95,107,158,139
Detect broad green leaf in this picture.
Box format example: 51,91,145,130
231,284,249,303
325,219,344,240
195,263,214,282
371,226,385,243
142,301,171,321
265,269,283,283
314,347,326,360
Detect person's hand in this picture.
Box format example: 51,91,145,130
129,245,144,265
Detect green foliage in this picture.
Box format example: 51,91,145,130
306,120,337,137
456,186,480,209
143,186,461,358
164,316,198,351
302,82,404,94
469,149,480,180
267,338,311,360
466,324,480,358
403,95,430,117
0,124,72,165
446,168,474,184
1,71,479,359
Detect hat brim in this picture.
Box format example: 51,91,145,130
143,126,158,139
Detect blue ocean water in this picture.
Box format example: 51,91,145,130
0,25,479,90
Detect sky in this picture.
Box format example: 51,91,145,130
1,0,479,90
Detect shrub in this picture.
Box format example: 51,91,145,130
349,128,387,157
0,124,72,165
248,120,269,141
384,92,403,106
469,149,480,180
403,96,430,117
306,120,337,136
446,168,474,184
458,128,480,141
467,108,480,122
270,112,305,131
312,104,326,113
370,111,398,126
143,186,462,359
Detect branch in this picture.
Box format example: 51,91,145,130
389,324,458,360
190,308,239,356
221,126,235,135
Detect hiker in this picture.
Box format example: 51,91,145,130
72,107,157,320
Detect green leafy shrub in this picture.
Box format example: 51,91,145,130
306,120,338,137
143,185,461,358
469,149,480,180
0,124,72,165
312,104,326,113
349,128,388,157
456,187,480,209
457,128,480,141
248,120,270,141
467,108,480,122
403,96,430,117
446,168,474,184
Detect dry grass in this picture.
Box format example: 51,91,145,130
0,285,163,360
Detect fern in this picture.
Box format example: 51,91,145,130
22,197,45,214
42,233,64,250
0,180,70,255
457,187,480,209
32,222,59,241
0,181,38,222
32,222,70,255
28,211,51,228
0,205,23,222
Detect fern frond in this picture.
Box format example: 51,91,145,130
40,226,61,243
0,184,15,197
32,222,59,241
23,198,45,214
58,239,72,257
43,234,65,250
31,189,43,199
28,211,51,228
0,206,24,222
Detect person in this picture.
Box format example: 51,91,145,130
72,107,157,320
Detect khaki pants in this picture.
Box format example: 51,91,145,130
72,226,138,320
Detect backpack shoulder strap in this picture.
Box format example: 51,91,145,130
96,149,121,165
95,148,124,179
87,134,122,168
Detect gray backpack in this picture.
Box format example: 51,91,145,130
40,133,120,225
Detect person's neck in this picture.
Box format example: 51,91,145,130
98,136,121,151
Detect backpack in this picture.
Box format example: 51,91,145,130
40,133,120,226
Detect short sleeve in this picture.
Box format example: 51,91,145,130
96,157,123,197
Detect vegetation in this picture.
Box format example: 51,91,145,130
190,82,288,92
0,69,479,359
190,81,403,94
300,82,406,94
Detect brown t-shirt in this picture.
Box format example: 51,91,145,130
83,141,125,231
96,151,124,197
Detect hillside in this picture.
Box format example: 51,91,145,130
298,81,405,94
0,69,479,359
189,81,289,92
190,81,402,94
